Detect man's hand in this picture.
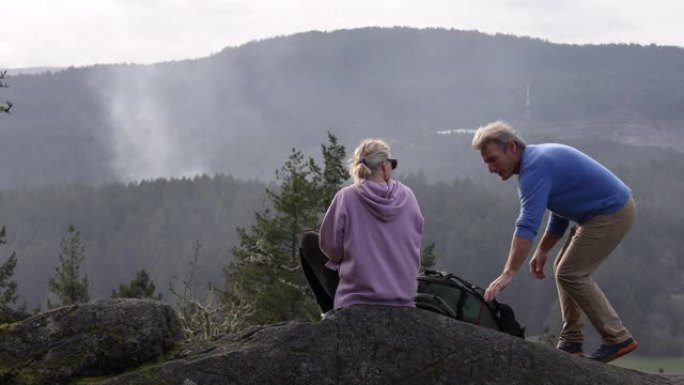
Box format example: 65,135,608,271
483,271,513,302
529,249,547,279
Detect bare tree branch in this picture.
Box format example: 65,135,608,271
1,70,12,113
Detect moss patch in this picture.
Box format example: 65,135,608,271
0,322,17,332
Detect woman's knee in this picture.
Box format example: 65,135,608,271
299,231,319,250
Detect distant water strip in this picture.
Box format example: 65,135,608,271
437,128,476,135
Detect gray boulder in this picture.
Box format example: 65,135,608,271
0,298,183,385
100,305,680,385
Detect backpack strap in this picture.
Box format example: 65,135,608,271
454,285,467,321
446,272,505,325
415,293,458,318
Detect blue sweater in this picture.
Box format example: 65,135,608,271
515,144,631,241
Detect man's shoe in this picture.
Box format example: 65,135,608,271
557,342,584,357
586,338,639,363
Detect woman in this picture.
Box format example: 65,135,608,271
299,138,424,316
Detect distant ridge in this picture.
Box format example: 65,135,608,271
2,27,684,187
5,67,64,76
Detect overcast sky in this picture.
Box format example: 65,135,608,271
2,0,684,68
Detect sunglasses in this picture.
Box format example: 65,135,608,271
388,158,398,170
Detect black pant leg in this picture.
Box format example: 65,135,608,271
299,231,339,313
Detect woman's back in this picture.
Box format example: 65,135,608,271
319,179,423,309
299,137,424,314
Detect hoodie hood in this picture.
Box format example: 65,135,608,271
355,180,412,222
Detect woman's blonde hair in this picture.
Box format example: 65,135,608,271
349,138,391,184
471,120,526,151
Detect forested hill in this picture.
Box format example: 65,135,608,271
2,27,684,187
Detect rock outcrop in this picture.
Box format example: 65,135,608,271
2,301,682,385
0,298,183,385
99,305,680,385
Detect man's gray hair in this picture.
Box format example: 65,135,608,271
471,120,526,151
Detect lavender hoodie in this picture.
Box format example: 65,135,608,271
319,179,424,310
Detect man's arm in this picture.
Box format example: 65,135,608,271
529,231,562,279
483,236,532,301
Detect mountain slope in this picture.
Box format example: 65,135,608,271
2,27,684,187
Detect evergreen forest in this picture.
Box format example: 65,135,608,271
0,133,682,355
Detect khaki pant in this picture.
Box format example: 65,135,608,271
555,197,636,345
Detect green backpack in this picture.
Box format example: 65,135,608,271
416,270,525,338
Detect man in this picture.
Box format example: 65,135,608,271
472,120,638,363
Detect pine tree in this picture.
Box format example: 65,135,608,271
420,242,437,271
48,224,90,308
223,134,347,329
0,73,17,307
111,269,162,300
320,132,348,208
0,226,18,307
